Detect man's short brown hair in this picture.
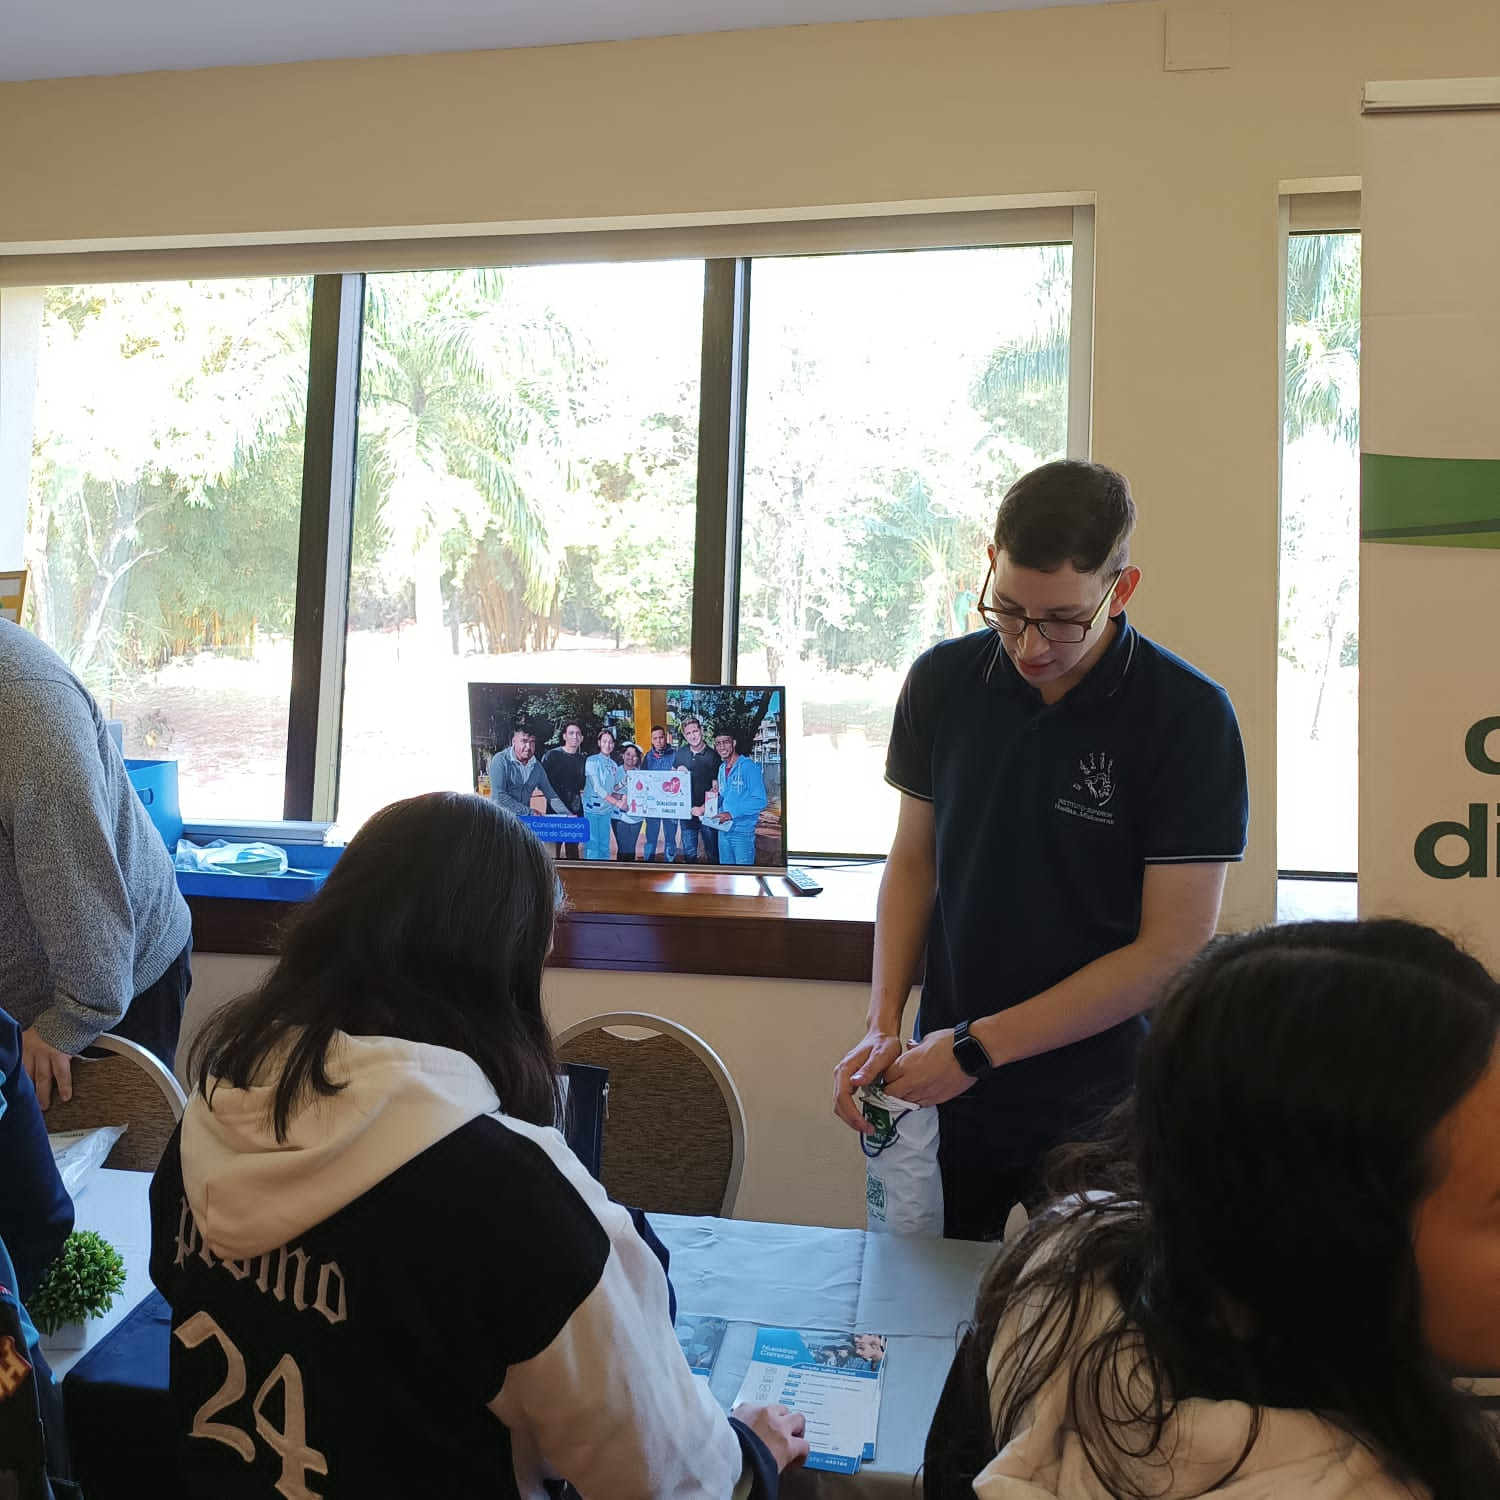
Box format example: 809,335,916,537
992,460,1135,575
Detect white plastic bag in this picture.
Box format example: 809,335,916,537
48,1125,126,1198
859,1084,943,1236
174,838,289,876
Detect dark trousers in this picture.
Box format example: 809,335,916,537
935,1078,1128,1242
112,940,192,1074
682,819,719,864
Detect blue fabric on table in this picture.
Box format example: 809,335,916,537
61,1289,186,1500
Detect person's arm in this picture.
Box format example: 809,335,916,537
1,681,138,1090
489,1182,805,1496
743,763,769,820
535,764,571,816
832,793,936,1132
0,1011,73,1298
883,862,1226,1106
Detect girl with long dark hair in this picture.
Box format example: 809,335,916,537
149,792,805,1498
925,918,1500,1500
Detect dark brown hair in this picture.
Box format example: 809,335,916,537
191,792,563,1139
926,919,1500,1500
992,459,1135,575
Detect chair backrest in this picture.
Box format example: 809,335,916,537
554,1013,746,1217
45,1034,187,1173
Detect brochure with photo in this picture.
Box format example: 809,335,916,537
731,1327,888,1473
674,1313,729,1379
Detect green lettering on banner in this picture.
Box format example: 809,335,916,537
1362,454,1500,548
1414,803,1489,879
1465,717,1500,775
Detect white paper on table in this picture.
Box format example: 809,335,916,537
731,1327,884,1474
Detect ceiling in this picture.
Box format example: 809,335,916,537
0,0,1133,84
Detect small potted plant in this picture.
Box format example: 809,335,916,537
32,1230,127,1350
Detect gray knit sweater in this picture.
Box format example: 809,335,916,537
0,620,191,1054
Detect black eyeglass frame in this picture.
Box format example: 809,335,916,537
977,561,1122,644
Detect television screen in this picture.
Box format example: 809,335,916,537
468,683,786,870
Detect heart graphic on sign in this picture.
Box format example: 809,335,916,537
663,777,681,793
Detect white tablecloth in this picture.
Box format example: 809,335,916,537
44,1166,154,1378
52,1172,996,1495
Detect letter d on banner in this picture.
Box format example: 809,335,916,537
1414,804,1488,880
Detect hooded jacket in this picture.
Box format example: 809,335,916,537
965,1253,1422,1500
149,1032,775,1499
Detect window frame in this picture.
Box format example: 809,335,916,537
1,205,1097,853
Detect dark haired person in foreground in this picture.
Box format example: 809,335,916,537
834,460,1248,1239
924,918,1500,1500
148,793,807,1498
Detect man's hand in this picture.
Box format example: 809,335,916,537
21,1027,74,1110
716,812,732,825
881,1028,975,1108
832,1030,904,1133
732,1403,809,1473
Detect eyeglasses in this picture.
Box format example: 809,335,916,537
978,562,1121,645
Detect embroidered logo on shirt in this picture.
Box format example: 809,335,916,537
1076,752,1116,807
1055,752,1118,827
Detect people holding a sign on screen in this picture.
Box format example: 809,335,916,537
489,729,571,822
676,717,722,865
714,733,769,866
614,743,647,861
541,722,587,859
832,460,1249,1241
583,728,627,860
0,618,193,1104
642,725,680,863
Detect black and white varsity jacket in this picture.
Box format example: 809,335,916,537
148,1033,777,1498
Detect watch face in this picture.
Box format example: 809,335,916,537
954,1033,989,1078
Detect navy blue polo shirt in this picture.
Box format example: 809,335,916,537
886,615,1248,1112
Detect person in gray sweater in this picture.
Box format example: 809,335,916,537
0,620,192,1107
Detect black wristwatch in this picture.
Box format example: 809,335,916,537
952,1020,994,1078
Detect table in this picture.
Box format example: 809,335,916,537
652,1215,993,1496
60,1171,995,1498
44,1165,153,1378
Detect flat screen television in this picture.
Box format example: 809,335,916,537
468,683,787,870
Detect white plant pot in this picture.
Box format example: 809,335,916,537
40,1319,89,1351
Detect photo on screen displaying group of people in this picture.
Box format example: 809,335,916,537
468,683,786,868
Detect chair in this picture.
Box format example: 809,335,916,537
45,1034,187,1173
554,1013,746,1217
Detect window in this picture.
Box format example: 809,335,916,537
1278,231,1360,876
337,262,703,831
738,246,1074,855
0,211,1090,853
1,278,313,820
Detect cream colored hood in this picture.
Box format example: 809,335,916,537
180,1032,501,1260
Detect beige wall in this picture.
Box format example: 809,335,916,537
185,954,879,1228
17,1,1500,1223
5,0,1497,925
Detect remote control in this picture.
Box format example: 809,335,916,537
784,866,824,896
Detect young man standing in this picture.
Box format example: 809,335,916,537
832,461,1248,1241
541,722,587,859
674,717,722,865
713,733,769,867
642,725,680,863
